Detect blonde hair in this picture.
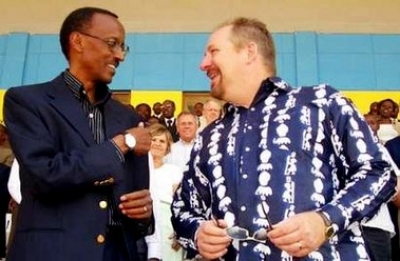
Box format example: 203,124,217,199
217,17,276,75
148,123,173,154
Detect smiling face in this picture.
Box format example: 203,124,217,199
379,100,395,119
150,133,169,160
177,113,197,142
70,12,127,85
199,26,246,101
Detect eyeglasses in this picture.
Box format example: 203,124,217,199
226,226,268,243
225,202,272,243
79,32,130,56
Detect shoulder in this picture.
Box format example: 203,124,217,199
6,75,63,98
293,84,340,99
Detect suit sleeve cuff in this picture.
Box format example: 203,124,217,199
109,139,125,162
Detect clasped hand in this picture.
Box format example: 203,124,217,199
196,212,327,259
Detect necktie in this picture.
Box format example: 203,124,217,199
167,119,172,127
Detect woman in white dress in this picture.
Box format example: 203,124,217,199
147,123,184,260
377,99,399,144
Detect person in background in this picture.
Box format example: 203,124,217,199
193,102,206,130
362,114,399,261
367,101,379,117
147,124,183,260
3,7,153,261
0,124,14,259
197,99,222,133
385,135,400,261
152,102,163,119
165,112,198,173
377,98,399,144
148,116,161,126
392,101,399,119
136,103,152,126
171,17,396,260
0,158,10,259
0,124,14,168
159,100,179,142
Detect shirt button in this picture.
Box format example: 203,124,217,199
242,242,248,247
89,113,94,119
245,147,250,152
248,125,253,130
240,205,246,212
242,174,248,179
99,200,108,209
96,234,105,244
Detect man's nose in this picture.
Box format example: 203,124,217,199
199,54,211,71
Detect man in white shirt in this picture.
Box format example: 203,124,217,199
165,112,198,173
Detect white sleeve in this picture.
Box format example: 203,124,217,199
7,159,21,203
145,153,162,259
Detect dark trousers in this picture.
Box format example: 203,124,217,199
388,202,400,261
102,227,131,261
363,226,391,261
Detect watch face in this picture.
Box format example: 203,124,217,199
125,134,136,149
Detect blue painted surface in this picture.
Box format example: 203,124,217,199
0,32,399,90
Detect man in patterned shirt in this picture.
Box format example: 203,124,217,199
171,17,397,261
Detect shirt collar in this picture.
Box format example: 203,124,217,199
225,76,293,114
63,70,111,105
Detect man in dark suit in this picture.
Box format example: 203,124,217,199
4,7,153,261
158,100,179,142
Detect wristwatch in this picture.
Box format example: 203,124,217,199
316,211,335,240
124,133,136,150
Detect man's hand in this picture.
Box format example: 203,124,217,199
267,212,327,257
112,123,151,155
126,124,151,155
119,189,152,219
196,219,231,259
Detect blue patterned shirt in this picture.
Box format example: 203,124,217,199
171,77,396,261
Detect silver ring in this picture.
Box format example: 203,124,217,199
143,206,147,212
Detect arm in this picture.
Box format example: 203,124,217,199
269,91,397,257
170,138,211,251
4,87,150,199
319,92,396,232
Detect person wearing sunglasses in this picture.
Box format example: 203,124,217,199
171,17,396,261
4,7,154,261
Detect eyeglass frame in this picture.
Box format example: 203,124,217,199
78,31,130,56
225,202,273,243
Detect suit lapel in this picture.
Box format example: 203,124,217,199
103,99,129,139
47,76,95,145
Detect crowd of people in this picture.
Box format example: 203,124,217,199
0,5,399,261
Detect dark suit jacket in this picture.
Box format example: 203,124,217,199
4,74,151,261
158,117,179,142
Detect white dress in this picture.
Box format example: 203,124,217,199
150,163,184,260
378,123,399,144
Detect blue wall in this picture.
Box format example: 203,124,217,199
1,32,400,91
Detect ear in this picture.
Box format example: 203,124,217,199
69,32,84,54
245,41,258,64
